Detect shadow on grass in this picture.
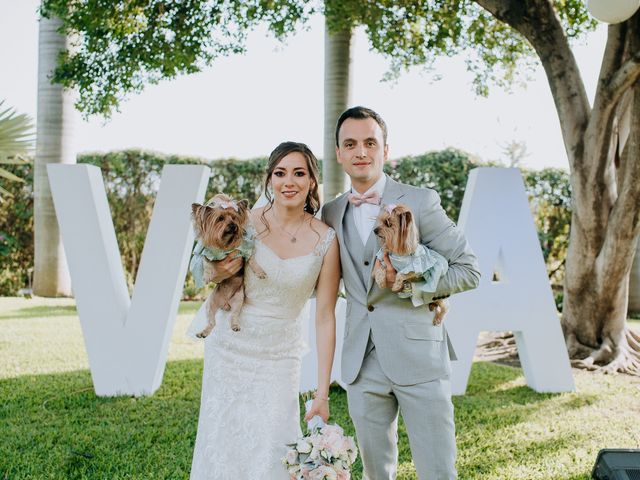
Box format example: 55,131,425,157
0,305,78,320
458,434,586,478
0,359,204,480
462,360,528,394
455,363,565,430
454,363,598,480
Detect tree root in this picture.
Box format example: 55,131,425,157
476,328,640,376
476,332,518,361
571,327,640,376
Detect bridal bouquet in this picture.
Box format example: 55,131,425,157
282,398,358,480
282,422,358,480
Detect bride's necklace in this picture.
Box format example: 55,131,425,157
272,209,306,243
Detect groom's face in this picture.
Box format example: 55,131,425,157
336,117,388,193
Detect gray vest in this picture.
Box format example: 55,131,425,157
343,204,378,353
342,204,378,289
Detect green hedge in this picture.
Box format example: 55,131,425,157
76,151,270,295
384,148,476,222
523,168,571,288
0,162,33,295
0,149,570,305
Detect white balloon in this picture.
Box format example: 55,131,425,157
587,0,640,24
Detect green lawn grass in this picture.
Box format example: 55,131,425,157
1,297,639,479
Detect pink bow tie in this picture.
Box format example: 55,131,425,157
348,191,381,206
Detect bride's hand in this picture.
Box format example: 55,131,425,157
203,254,243,284
304,397,330,423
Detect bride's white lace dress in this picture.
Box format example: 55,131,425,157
190,227,336,480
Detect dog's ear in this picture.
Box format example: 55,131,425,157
396,210,417,255
400,210,413,227
192,203,202,216
237,199,249,212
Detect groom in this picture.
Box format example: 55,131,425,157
322,106,480,479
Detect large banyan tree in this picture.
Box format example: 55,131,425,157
43,0,640,373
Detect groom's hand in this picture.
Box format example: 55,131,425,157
374,252,398,289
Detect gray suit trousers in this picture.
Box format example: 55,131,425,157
347,344,457,480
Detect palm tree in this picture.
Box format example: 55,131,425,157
0,100,34,200
33,13,75,297
322,21,353,201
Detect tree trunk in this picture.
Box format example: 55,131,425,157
475,1,640,373
629,242,640,314
562,20,640,374
625,94,640,315
323,20,353,201
33,15,75,297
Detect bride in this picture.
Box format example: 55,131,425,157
189,141,340,479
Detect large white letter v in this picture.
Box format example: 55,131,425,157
47,164,209,396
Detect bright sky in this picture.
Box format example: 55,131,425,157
1,1,608,170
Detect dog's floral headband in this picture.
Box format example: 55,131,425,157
206,198,239,212
384,203,397,214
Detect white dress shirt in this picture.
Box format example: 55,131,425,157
351,174,386,245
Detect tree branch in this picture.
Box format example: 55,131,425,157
607,50,640,105
474,0,590,171
587,24,627,177
600,18,640,281
590,24,626,128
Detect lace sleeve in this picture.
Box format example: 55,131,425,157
314,228,336,257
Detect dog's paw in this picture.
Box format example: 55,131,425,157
196,332,207,339
255,270,267,279
428,302,445,326
232,325,241,332
373,270,387,289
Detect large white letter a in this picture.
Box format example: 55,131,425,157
447,167,575,394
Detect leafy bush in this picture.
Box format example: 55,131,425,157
385,148,478,222
0,162,33,295
522,168,571,289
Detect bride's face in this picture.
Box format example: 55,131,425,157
270,152,314,210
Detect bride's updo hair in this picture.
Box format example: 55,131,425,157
262,141,321,215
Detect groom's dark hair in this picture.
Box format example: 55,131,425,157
335,106,388,146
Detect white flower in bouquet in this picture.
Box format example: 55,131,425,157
296,438,312,454
321,424,343,436
310,444,322,462
309,465,338,480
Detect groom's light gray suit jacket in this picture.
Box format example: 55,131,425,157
322,176,480,386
